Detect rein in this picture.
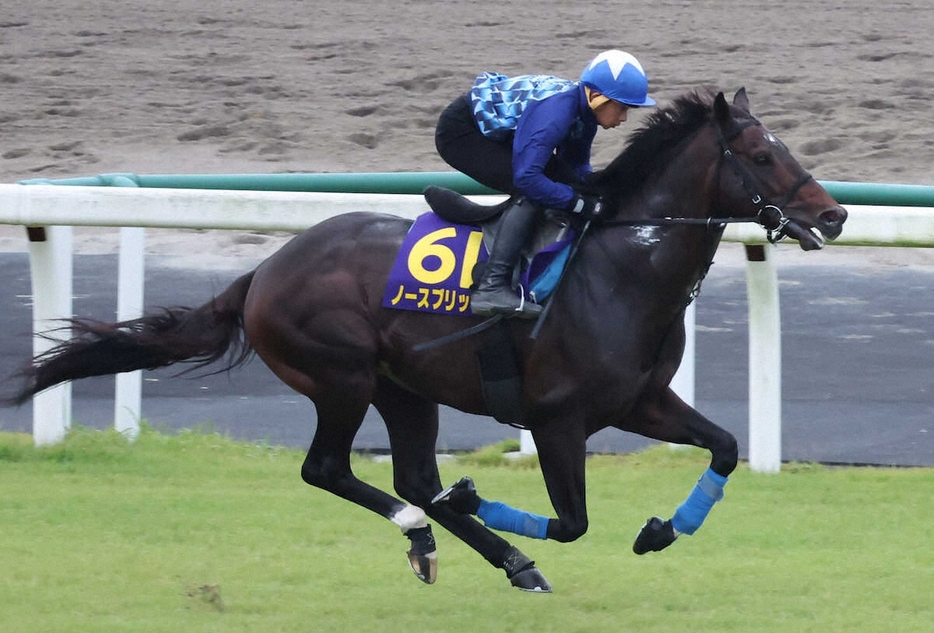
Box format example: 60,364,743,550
603,215,759,227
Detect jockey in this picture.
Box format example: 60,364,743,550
435,50,655,318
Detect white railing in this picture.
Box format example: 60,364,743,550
2,183,933,471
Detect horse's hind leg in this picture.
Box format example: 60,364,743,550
299,392,439,583
621,386,738,554
372,377,551,592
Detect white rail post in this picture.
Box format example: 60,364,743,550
114,227,145,440
27,226,73,446
670,302,696,406
111,175,144,440
668,302,697,449
745,244,781,473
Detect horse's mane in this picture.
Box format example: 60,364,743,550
590,88,718,200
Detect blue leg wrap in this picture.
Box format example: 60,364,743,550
477,500,550,539
670,468,728,536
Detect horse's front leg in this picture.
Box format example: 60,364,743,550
530,417,590,544
442,416,590,548
620,386,738,554
432,416,588,591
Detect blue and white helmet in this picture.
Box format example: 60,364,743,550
581,50,655,107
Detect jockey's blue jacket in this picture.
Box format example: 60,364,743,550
469,72,598,209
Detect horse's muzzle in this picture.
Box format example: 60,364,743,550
784,204,847,251
818,205,848,241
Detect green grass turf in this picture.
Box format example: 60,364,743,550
1,425,932,632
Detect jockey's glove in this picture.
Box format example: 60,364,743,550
567,193,605,220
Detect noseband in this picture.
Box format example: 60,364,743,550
714,118,813,244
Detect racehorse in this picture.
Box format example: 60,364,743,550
5,88,846,592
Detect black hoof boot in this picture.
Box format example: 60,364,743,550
633,516,678,555
431,476,481,515
502,546,552,593
405,525,438,584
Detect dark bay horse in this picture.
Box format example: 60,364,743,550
6,89,846,592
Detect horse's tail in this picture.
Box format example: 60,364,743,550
5,270,256,407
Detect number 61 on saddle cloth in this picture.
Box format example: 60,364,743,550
381,212,574,316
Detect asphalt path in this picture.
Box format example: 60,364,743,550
1,251,931,466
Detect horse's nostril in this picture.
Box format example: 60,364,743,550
820,206,847,227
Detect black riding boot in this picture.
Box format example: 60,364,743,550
470,198,542,319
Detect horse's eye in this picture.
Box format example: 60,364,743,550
753,153,771,166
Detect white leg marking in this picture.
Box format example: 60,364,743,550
391,504,428,533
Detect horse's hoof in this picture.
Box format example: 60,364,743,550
502,545,552,593
633,516,678,555
405,525,437,584
431,476,481,515
509,565,553,593
407,549,438,584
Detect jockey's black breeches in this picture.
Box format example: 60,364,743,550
434,94,579,197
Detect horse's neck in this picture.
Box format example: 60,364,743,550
596,150,723,306
599,221,721,294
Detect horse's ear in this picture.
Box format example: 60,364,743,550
713,91,731,125
733,87,750,113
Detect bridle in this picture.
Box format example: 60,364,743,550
602,114,814,245
590,111,816,307
712,116,813,244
